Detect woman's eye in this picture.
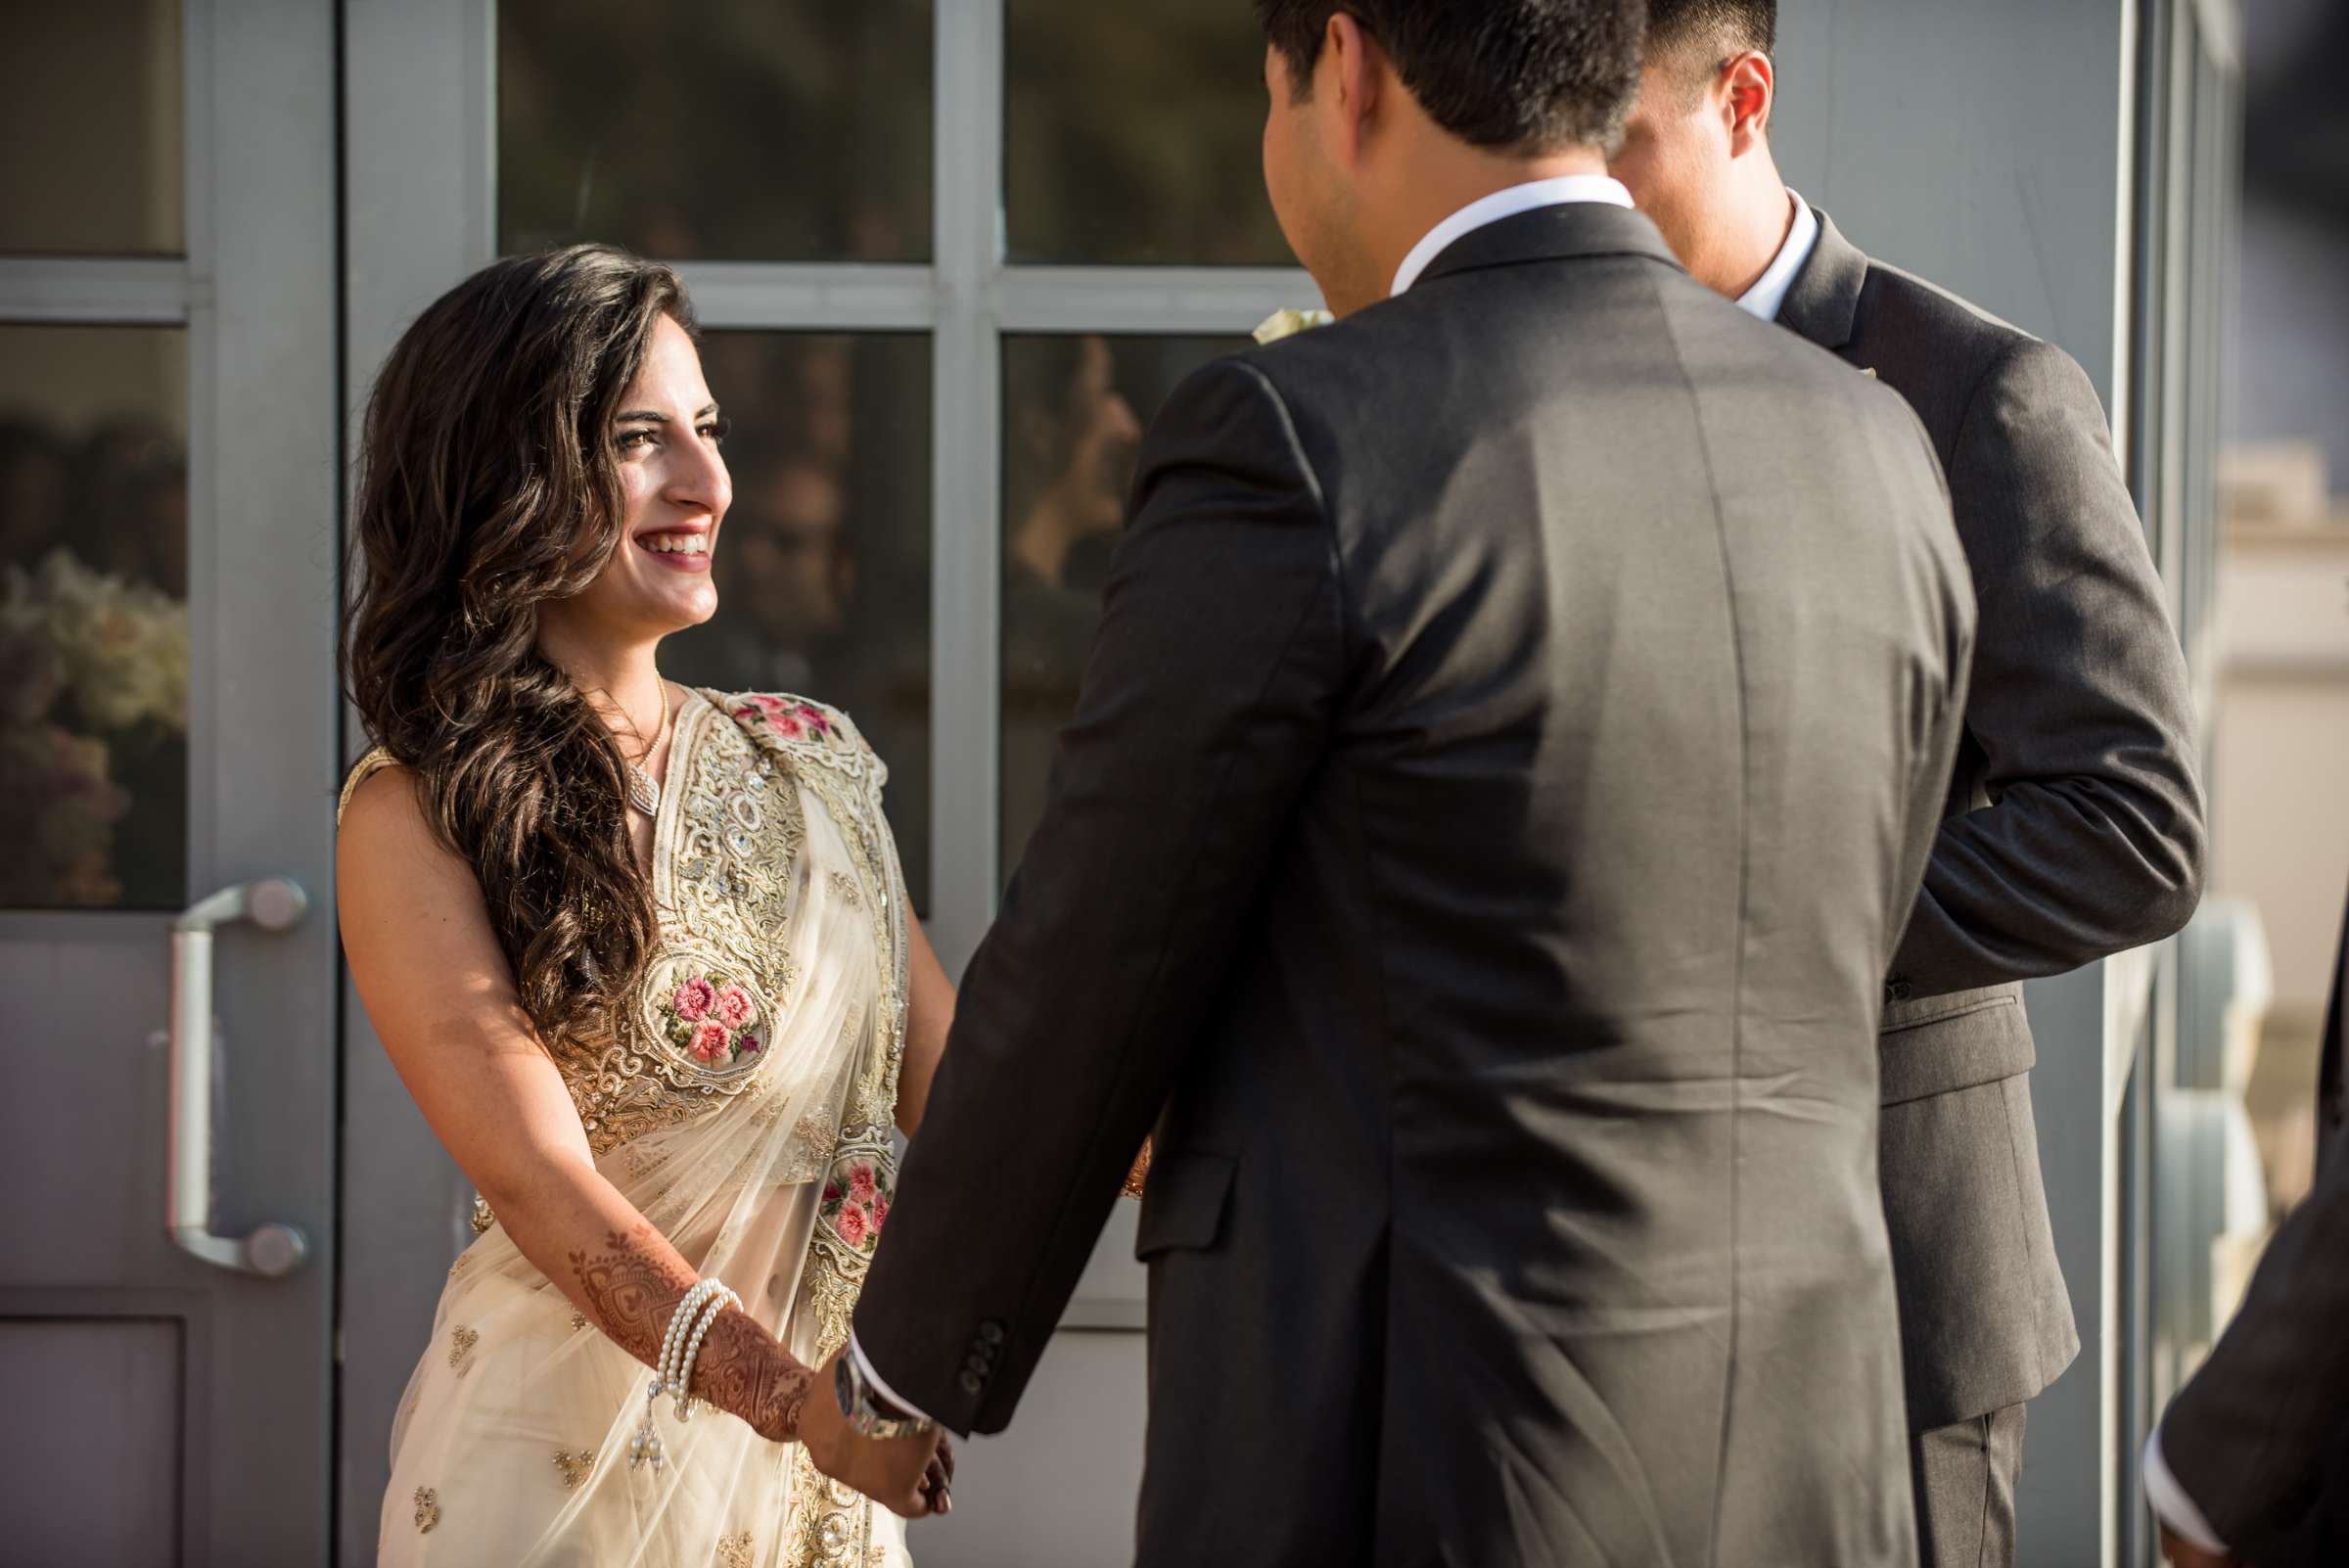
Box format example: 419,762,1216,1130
700,416,731,445
616,429,656,452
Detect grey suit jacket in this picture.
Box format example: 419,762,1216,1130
854,205,1974,1567
2159,886,2349,1567
1780,212,2207,1430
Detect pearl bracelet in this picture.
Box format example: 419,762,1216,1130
629,1278,740,1473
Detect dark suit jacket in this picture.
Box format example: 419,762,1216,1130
1780,211,2207,1431
2159,886,2349,1567
855,204,1974,1567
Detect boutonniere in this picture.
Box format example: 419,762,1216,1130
1254,307,1334,345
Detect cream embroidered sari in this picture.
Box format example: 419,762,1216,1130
353,690,911,1568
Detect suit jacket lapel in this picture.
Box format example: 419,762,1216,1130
1779,208,1870,354
1414,203,1686,289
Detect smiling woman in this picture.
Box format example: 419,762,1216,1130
336,244,960,1564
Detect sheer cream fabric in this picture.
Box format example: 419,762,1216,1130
352,691,912,1568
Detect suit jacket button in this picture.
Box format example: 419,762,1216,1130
967,1352,990,1375
959,1369,985,1395
978,1321,1005,1346
1885,980,1913,1003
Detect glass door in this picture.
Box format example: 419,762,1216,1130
0,1,342,1561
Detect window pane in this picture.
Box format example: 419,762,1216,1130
661,333,933,911
1,1,183,255
999,335,1248,884
1007,1,1290,265
499,1,933,262
0,325,189,909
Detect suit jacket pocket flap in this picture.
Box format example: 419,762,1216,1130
1879,988,2036,1106
1134,1150,1236,1260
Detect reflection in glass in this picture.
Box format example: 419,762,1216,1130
999,335,1248,884
0,0,184,255
0,326,189,910
1007,0,1291,264
499,0,932,262
662,334,934,911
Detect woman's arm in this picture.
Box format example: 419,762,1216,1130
336,766,809,1440
893,916,956,1137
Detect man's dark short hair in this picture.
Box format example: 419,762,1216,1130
1643,0,1774,69
1255,0,1648,156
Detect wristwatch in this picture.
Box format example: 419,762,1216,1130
835,1349,935,1440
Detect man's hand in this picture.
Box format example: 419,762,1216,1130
2159,1523,2238,1568
800,1347,955,1518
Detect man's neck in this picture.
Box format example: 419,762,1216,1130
1340,147,1611,315
1713,165,1797,302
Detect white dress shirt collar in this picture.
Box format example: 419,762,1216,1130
1735,188,1820,323
1391,174,1635,298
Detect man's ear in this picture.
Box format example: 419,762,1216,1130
1322,11,1386,167
1724,51,1775,157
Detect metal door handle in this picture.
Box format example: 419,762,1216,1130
168,877,310,1277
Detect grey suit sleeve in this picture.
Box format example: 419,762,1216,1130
1889,339,2205,996
1883,398,1978,974
850,357,1343,1434
2159,1118,2349,1562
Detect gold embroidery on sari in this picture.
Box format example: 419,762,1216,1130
553,1448,595,1490
556,700,810,1159
781,1444,872,1566
716,1532,756,1568
413,1488,440,1533
448,1325,480,1375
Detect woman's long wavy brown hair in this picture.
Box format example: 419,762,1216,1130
344,245,694,1050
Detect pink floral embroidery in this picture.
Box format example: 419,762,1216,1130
819,1155,894,1254
653,966,764,1073
671,977,715,1022
733,693,841,747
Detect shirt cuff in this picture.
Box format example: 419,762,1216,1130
2142,1428,2230,1555
848,1330,940,1428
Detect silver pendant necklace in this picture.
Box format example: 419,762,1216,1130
624,684,675,817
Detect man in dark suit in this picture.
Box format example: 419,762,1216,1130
1611,5,2208,1566
2146,884,2349,1568
804,2,1974,1561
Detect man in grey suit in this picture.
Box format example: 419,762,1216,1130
1612,5,2207,1565
804,2,1973,1560
2145,883,2349,1568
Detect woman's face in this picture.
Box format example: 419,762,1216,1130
541,313,732,653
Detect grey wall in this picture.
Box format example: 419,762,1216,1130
1770,0,2131,406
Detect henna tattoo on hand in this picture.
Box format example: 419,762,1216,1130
566,1222,695,1367
692,1307,815,1442
563,1223,815,1442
